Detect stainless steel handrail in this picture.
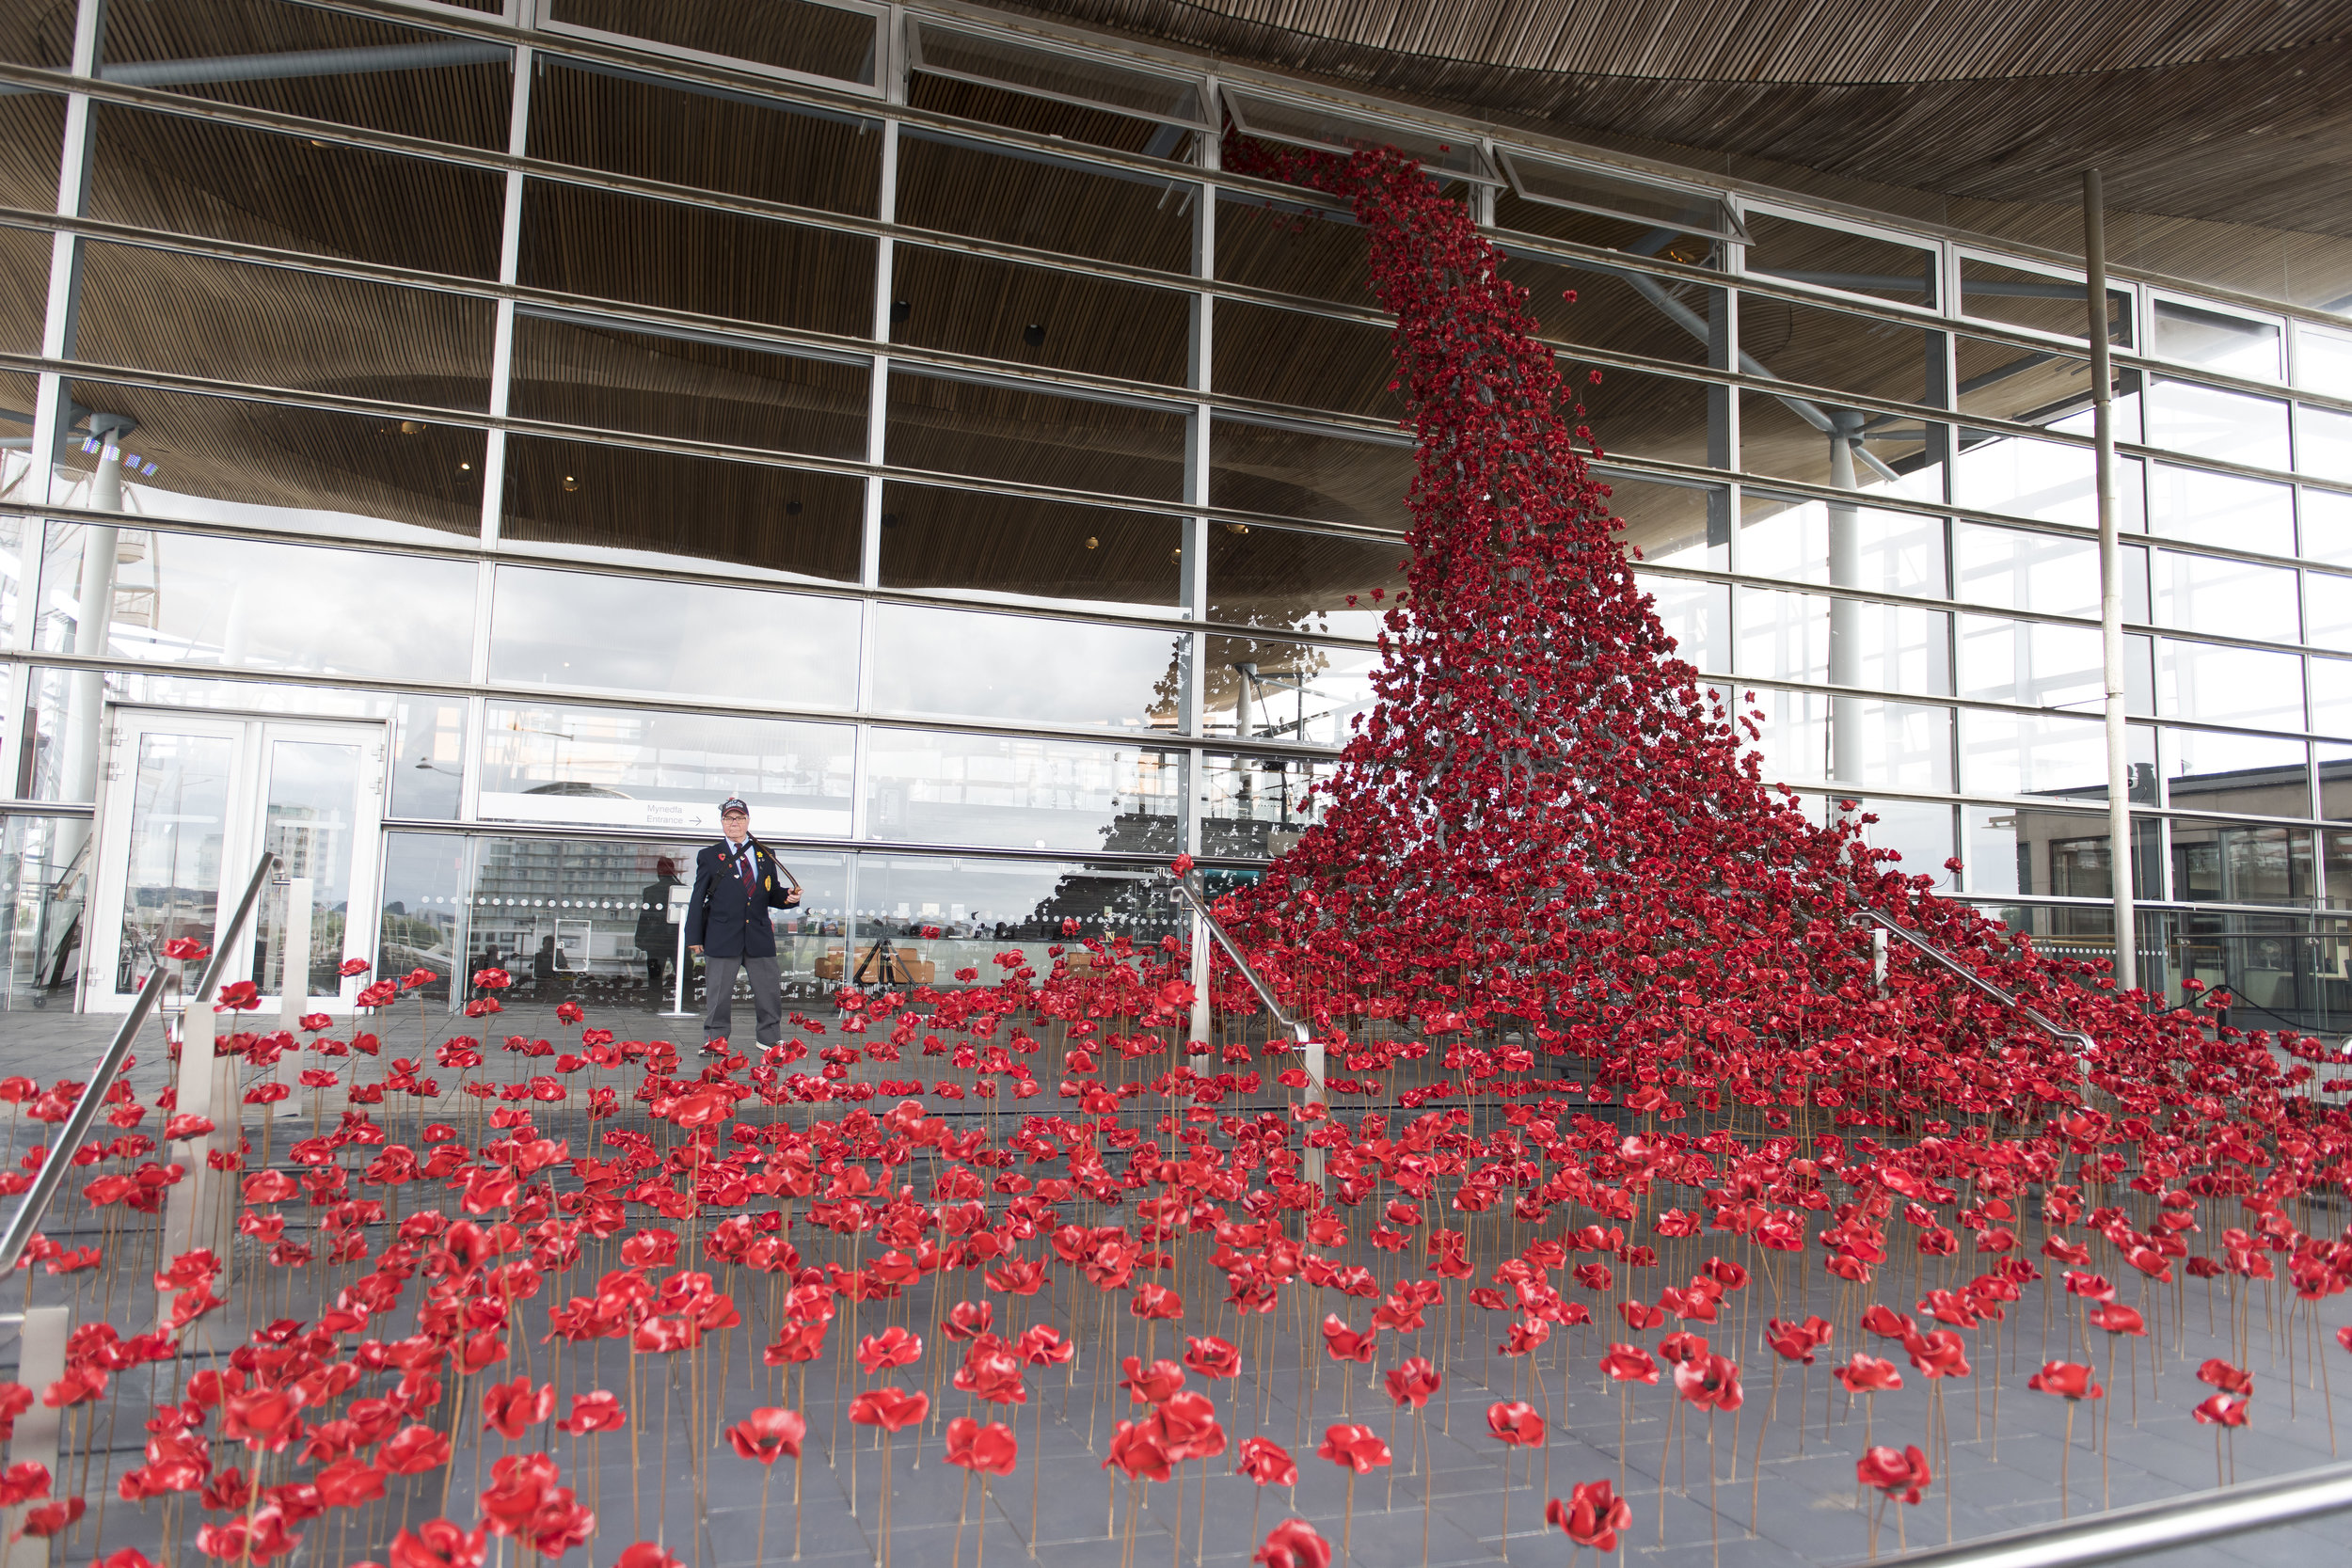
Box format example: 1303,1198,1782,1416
0,851,278,1274
1861,907,2099,1054
1836,1458,2352,1568
1162,872,1319,1085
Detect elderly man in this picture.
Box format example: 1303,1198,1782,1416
683,798,800,1051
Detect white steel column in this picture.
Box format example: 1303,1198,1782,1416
2085,171,2137,993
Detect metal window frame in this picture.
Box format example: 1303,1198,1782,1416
532,0,889,99
1220,84,1502,188
902,13,1211,133
1498,147,1747,245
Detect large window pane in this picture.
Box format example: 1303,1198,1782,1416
871,602,1184,731
887,372,1187,501
1972,812,2161,902
1958,258,2129,345
390,696,466,821
545,0,877,85
2155,639,2304,728
2296,404,2352,484
1498,249,1726,366
2306,570,2352,655
2162,728,2309,818
1960,708,2126,800
1207,418,1412,531
519,182,874,340
1563,358,1721,468
880,483,1180,616
1742,213,1935,307
2147,462,2293,555
906,71,1195,161
2153,299,2281,381
1717,687,1950,791
74,243,495,408
1740,292,1939,403
1734,587,1951,694
0,225,45,358
0,815,87,1011
1954,522,2102,616
1216,192,1368,305
38,524,474,680
100,0,512,147
1791,794,1955,882
511,314,868,457
2296,325,2352,397
2148,549,2299,641
1956,428,2143,531
487,565,860,708
482,702,852,837
5,0,72,66
2304,487,2352,565
1609,475,1728,570
1738,492,1945,596
1200,634,1376,750
2145,376,2290,469
1739,392,1944,500
527,58,881,216
865,729,1179,853
901,132,1193,272
501,436,862,582
0,90,63,213
50,382,484,544
891,246,1190,385
1957,613,2106,709
1212,303,1398,420
88,103,501,277
1210,523,1404,640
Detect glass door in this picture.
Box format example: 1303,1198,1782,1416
86,710,388,1012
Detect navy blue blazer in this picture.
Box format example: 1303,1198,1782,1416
683,837,797,958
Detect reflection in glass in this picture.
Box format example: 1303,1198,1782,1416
1739,492,1945,595
526,58,881,216
1200,636,1377,750
1970,810,2159,902
1209,524,1405,640
487,565,860,708
89,103,502,277
865,729,1179,853
255,736,363,998
75,242,496,408
2312,657,2352,737
113,731,232,993
1200,752,1332,859
99,0,512,147
2172,820,2312,907
0,816,87,1011
509,314,868,458
2321,744,2352,821
2306,570,2352,656
40,524,476,681
1782,793,1955,883
871,602,1184,731
2162,728,2309,818
2155,639,2304,729
391,697,466,821
1956,428,2143,531
500,436,862,582
545,0,877,84
1716,687,1950,792
898,131,1193,271
483,703,852,838
2147,463,2292,554
892,246,1190,385
2305,487,2352,566
49,384,485,544
1741,213,1935,306
1639,575,1727,673
1960,708,2146,800
851,857,1182,977
1211,303,1399,420
2153,299,2281,380
887,372,1188,501
2144,377,2290,470
1208,418,1412,531
880,483,1179,615
2148,549,2298,641
519,182,874,340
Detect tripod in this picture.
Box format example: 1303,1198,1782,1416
852,933,902,989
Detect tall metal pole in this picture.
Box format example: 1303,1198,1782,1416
2084,171,2137,992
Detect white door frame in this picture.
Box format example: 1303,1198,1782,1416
86,705,389,1014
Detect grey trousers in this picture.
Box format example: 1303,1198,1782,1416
700,952,784,1045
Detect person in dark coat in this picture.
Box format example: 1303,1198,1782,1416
636,857,681,1009
683,798,800,1049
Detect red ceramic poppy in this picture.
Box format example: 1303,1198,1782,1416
1384,1356,1441,1409
1315,1423,1392,1473
1485,1401,1544,1447
1183,1335,1241,1379
1235,1435,1297,1487
1548,1480,1631,1551
847,1387,927,1433
723,1408,805,1464
944,1416,1019,1476
2026,1361,2104,1402
1856,1445,1932,1505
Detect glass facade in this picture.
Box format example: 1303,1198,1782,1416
5,0,2352,1026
